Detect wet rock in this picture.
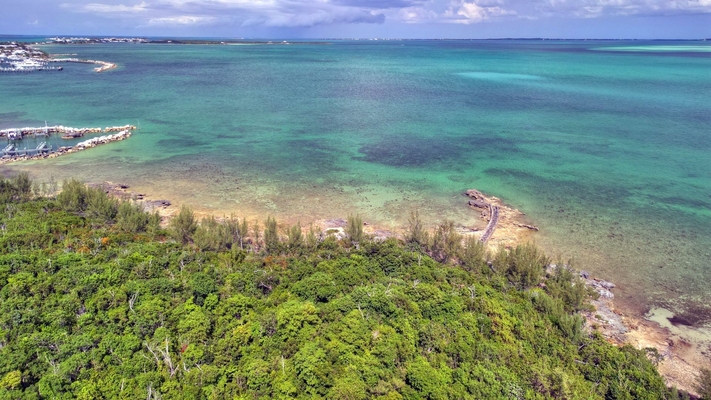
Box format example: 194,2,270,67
143,199,171,209
515,223,540,231
468,199,489,208
322,218,347,228
372,230,395,241
465,189,484,199
597,289,614,299
597,280,616,290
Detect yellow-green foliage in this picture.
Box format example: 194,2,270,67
0,177,679,399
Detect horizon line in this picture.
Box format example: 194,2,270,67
1,34,710,41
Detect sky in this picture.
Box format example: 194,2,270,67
2,0,710,39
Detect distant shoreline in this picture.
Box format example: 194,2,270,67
4,34,708,41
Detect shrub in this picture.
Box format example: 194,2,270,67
85,187,119,223
13,172,32,201
545,263,596,312
264,216,280,254
287,222,304,252
698,368,711,400
194,216,231,252
406,210,428,246
346,214,364,244
117,202,159,233
493,243,549,289
57,179,88,212
223,215,249,250
0,173,33,204
460,235,486,272
170,205,197,244
429,221,462,263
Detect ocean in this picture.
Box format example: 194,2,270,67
1,38,710,331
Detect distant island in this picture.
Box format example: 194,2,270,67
0,41,116,73
38,37,323,45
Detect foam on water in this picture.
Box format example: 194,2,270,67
594,45,711,53
457,71,543,82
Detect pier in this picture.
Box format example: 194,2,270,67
1,124,136,140
0,62,64,73
0,130,132,165
480,205,500,243
1,42,116,73
1,142,54,158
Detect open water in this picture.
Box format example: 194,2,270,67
1,39,710,330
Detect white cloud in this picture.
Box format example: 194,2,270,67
78,1,150,13
147,15,216,25
254,9,385,27
443,0,516,23
536,0,711,17
397,6,438,23
58,0,711,30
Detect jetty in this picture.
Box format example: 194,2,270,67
0,130,132,165
1,141,54,158
480,205,500,243
0,59,63,73
464,188,539,245
2,42,116,73
47,58,117,73
0,42,61,73
0,124,136,140
0,65,63,73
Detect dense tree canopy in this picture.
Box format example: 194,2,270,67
0,175,680,399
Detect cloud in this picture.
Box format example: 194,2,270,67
58,0,711,31
147,15,216,25
443,0,516,23
397,6,438,23
250,9,385,27
333,0,426,8
64,1,150,14
534,0,711,17
64,0,387,27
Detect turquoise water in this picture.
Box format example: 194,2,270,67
1,39,710,326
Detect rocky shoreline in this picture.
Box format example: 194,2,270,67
461,188,704,395
460,188,539,247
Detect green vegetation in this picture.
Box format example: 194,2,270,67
698,369,711,400
0,175,684,399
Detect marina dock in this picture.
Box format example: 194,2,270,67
1,42,116,73
0,124,136,140
0,130,132,164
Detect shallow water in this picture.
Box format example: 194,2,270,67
1,39,710,328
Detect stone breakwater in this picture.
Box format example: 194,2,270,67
48,58,117,73
0,124,136,140
463,188,539,246
0,130,132,165
75,131,131,149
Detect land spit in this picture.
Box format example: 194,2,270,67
48,58,117,73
